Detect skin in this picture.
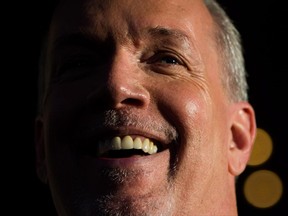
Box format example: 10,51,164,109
35,0,256,215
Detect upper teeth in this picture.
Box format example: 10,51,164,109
98,135,158,155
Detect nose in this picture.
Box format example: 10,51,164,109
87,48,150,110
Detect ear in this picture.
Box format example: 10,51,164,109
228,102,257,176
35,116,48,184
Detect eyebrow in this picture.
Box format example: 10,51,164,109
51,26,202,67
53,26,191,48
52,33,103,52
147,26,190,42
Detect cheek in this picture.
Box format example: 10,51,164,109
155,83,219,194
155,81,216,171
44,81,94,135
168,88,212,153
184,100,200,120
46,83,88,112
156,83,211,136
44,92,80,150
156,81,218,154
43,83,90,175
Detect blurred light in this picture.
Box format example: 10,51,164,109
248,128,273,166
244,170,283,208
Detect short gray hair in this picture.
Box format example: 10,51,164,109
204,0,248,102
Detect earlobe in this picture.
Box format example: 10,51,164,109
228,103,257,176
35,116,48,184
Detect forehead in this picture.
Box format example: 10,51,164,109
50,0,214,43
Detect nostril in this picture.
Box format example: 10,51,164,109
121,98,145,107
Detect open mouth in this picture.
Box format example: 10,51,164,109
82,135,165,158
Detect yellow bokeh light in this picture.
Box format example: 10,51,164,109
248,128,273,166
244,170,283,208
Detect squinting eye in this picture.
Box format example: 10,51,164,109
159,56,180,65
53,56,98,83
146,52,184,67
60,58,95,73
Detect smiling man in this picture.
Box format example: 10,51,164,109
35,0,257,215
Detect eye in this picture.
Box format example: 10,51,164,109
59,57,95,73
159,56,180,65
146,51,185,67
52,55,99,83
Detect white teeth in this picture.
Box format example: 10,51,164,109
133,137,142,149
122,136,134,149
142,138,150,153
148,141,156,154
99,135,158,155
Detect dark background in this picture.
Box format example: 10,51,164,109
8,0,287,215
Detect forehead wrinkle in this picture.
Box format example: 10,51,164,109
148,27,189,39
146,26,192,49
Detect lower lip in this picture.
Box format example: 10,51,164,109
81,151,166,168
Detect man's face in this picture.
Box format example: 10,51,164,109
40,0,236,215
